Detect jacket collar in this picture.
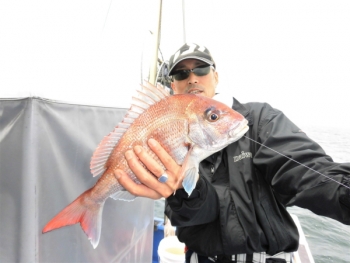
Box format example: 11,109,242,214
232,97,253,125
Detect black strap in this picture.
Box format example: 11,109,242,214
245,254,253,263
215,254,254,263
216,254,233,263
266,259,287,263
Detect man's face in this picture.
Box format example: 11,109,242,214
170,59,219,98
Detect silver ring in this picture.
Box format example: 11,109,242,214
158,172,168,183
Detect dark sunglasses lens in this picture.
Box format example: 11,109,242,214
193,66,210,76
172,65,211,81
173,70,190,81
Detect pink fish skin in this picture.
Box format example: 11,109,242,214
42,82,249,248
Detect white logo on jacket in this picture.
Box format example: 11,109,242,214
233,151,252,162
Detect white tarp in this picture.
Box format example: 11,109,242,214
0,98,154,263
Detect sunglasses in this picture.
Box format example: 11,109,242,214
171,65,214,81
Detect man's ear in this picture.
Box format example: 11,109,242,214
214,71,219,85
171,82,177,93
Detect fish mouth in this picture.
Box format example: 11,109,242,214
229,119,249,139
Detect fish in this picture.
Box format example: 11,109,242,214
42,82,249,248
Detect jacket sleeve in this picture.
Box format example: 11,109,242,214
165,176,219,226
253,103,350,225
165,176,224,255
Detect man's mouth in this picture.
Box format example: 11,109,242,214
188,89,203,95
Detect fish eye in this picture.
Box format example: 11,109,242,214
205,108,221,122
210,113,219,121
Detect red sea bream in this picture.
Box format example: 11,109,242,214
42,82,249,248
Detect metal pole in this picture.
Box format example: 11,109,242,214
148,0,162,85
182,0,186,43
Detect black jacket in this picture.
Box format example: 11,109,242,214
165,97,350,256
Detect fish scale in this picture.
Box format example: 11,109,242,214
42,82,249,248
111,98,191,178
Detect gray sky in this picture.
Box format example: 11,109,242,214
1,0,349,129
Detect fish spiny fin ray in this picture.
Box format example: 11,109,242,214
136,90,156,105
90,82,170,177
141,81,170,100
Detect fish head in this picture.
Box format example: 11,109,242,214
186,95,249,154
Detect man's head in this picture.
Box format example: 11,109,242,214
168,43,218,98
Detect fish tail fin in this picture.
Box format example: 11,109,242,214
42,189,105,249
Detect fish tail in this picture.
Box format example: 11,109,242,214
42,189,105,249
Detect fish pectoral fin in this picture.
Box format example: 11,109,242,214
182,167,199,196
110,190,136,201
180,145,199,196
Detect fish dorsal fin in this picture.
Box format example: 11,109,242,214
90,82,170,177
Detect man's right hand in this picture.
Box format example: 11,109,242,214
114,138,184,199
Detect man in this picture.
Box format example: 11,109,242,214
115,43,350,263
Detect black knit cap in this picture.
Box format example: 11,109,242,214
168,43,215,76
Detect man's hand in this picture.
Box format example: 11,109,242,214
114,138,183,199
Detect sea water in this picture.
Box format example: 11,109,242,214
288,125,350,263
154,125,350,263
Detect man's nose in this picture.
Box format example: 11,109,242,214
187,72,198,84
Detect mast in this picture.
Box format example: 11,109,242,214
148,0,162,85
182,0,186,43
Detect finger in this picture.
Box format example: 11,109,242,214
124,150,175,197
125,150,161,182
147,138,180,172
133,145,165,178
133,145,175,187
146,139,184,191
114,169,161,199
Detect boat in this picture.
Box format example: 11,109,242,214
1,1,346,262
